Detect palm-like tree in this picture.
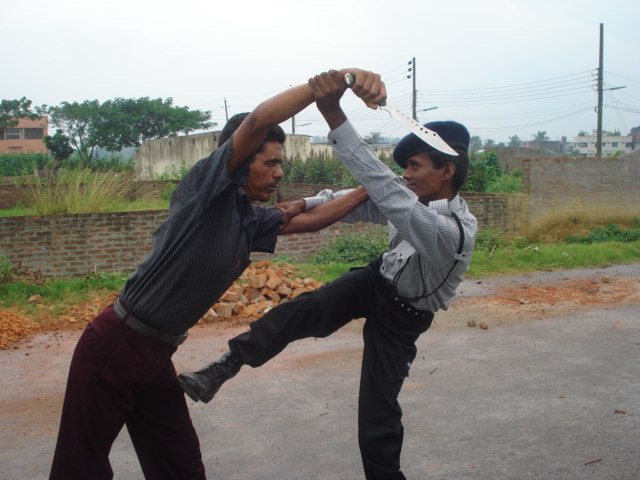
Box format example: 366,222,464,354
532,131,549,143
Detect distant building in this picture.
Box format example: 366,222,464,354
0,117,49,154
570,130,635,157
519,137,570,155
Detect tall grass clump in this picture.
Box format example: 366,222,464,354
22,167,137,215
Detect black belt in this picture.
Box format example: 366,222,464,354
114,297,188,346
379,281,432,318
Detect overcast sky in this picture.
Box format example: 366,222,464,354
3,0,639,144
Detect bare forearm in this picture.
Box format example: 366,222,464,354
279,186,369,235
250,84,315,130
319,105,348,131
228,84,315,176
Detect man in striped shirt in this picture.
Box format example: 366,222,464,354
49,69,383,480
178,70,478,479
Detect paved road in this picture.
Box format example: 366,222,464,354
1,265,639,479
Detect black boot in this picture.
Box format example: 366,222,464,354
177,350,243,403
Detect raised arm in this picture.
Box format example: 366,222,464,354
227,84,315,177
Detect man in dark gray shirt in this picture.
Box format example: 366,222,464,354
49,69,383,480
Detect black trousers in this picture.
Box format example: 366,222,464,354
229,259,434,479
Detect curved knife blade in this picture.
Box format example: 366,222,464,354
344,73,458,156
378,103,458,156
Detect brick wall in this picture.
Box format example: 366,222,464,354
3,150,640,278
0,211,168,277
0,184,26,209
276,183,528,235
522,154,640,232
0,182,529,277
461,192,529,235
0,210,380,277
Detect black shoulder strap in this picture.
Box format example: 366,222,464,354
392,211,465,302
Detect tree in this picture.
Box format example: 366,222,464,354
0,97,44,130
469,136,482,154
367,131,384,143
532,131,549,143
578,130,589,136
483,138,496,149
48,97,215,164
43,129,74,161
48,100,102,165
465,151,501,192
95,97,214,151
508,135,521,147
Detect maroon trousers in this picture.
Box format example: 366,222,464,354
49,305,205,480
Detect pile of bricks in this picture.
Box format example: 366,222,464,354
200,261,324,322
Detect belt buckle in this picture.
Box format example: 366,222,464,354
173,333,189,346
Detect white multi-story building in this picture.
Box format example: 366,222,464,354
571,130,634,157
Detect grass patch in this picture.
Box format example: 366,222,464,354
0,196,169,217
0,271,129,322
0,205,33,217
2,222,640,325
466,240,640,278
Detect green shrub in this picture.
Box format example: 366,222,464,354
0,255,16,286
486,170,522,194
309,229,387,265
474,226,510,252
465,152,501,193
282,151,407,187
565,223,640,244
155,160,191,201
282,152,358,186
58,152,135,173
0,152,51,176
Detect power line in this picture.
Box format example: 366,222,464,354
422,70,596,94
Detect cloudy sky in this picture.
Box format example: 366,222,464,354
3,0,639,144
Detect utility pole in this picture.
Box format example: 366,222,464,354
411,57,417,121
292,116,295,135
596,23,604,157
224,98,229,122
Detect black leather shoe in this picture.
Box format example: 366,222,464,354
177,351,243,403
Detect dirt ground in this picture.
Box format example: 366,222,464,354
2,271,639,350
2,264,639,479
440,273,640,328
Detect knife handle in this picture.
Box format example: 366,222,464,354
344,73,356,87
344,73,386,107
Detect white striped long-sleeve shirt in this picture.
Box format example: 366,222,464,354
308,120,477,312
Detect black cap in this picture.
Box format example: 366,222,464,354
392,120,470,168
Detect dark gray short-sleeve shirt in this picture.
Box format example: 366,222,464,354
120,138,283,334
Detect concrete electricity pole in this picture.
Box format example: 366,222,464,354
596,23,604,157
411,57,417,121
